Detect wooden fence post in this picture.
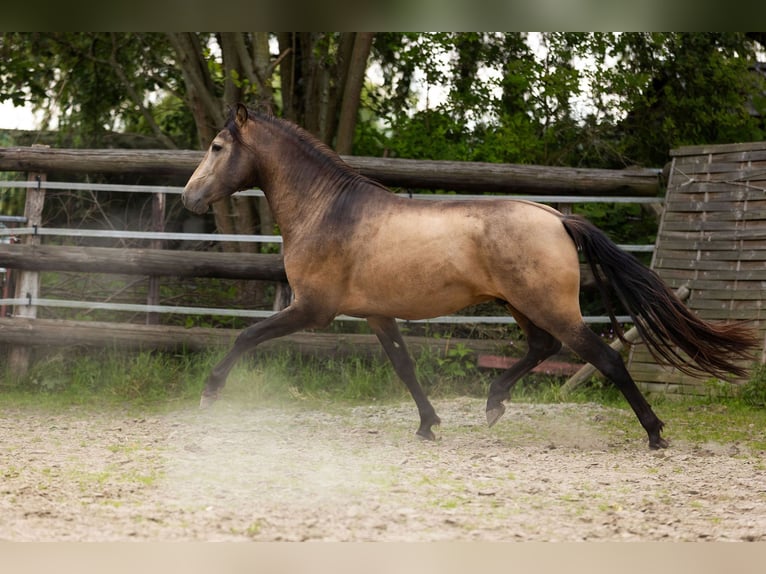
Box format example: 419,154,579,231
146,191,166,325
8,158,47,377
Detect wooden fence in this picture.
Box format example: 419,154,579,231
628,141,766,392
0,146,663,373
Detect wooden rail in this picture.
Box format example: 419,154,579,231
0,317,508,358
0,147,662,196
0,244,286,281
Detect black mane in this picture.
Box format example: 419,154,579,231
224,107,388,195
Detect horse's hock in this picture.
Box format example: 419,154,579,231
628,141,766,393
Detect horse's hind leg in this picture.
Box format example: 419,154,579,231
486,314,562,427
561,323,667,449
367,316,441,440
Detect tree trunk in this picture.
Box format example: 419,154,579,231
219,33,244,108
336,33,374,154
166,33,224,145
167,32,236,246
278,33,298,122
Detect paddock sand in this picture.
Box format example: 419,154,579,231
2,397,766,541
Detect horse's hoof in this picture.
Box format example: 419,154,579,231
649,437,669,450
486,404,506,428
199,393,218,410
416,428,437,441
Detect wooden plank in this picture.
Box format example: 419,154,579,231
655,249,766,260
661,210,766,222
673,279,766,290
671,141,766,156
653,257,766,272
631,357,753,381
657,238,766,251
690,149,766,163
693,309,763,321
629,367,704,386
661,220,766,233
654,249,766,262
670,161,766,175
0,146,663,196
692,301,764,312
477,355,581,376
658,268,766,281
691,289,766,300
629,357,750,385
690,299,763,311
669,182,766,195
0,244,287,281
639,381,696,394
662,209,766,222
665,195,766,207
703,171,766,184
0,317,509,358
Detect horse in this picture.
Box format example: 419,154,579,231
182,104,759,449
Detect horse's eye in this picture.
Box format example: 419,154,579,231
211,143,223,152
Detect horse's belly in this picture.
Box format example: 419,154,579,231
340,263,493,320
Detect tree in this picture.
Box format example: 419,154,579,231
0,32,376,252
363,32,765,169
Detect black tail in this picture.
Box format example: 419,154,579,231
561,214,759,379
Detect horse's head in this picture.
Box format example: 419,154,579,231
182,104,256,215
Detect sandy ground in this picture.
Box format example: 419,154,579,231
2,397,766,541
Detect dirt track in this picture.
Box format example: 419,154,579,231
2,397,766,541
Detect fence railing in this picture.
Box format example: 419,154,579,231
0,179,661,326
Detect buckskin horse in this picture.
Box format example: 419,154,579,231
182,104,758,449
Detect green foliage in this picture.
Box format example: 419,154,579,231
363,32,765,169
741,364,766,407
3,349,206,405
598,33,766,166
0,33,182,147
435,343,477,380
2,32,763,167
572,202,657,257
0,171,26,216
121,94,199,150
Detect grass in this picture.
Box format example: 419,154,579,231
2,346,766,450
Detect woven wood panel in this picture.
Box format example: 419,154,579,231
628,141,766,394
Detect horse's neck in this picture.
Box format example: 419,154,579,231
258,137,343,235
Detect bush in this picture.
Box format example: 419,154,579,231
741,364,766,407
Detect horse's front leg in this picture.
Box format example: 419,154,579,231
200,303,325,408
367,316,441,440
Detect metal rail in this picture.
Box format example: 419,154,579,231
0,297,632,325
2,178,660,326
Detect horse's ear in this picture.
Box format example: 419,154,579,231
235,103,249,128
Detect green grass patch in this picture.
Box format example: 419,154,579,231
2,347,766,451
0,349,210,408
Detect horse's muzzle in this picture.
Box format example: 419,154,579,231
181,192,208,215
